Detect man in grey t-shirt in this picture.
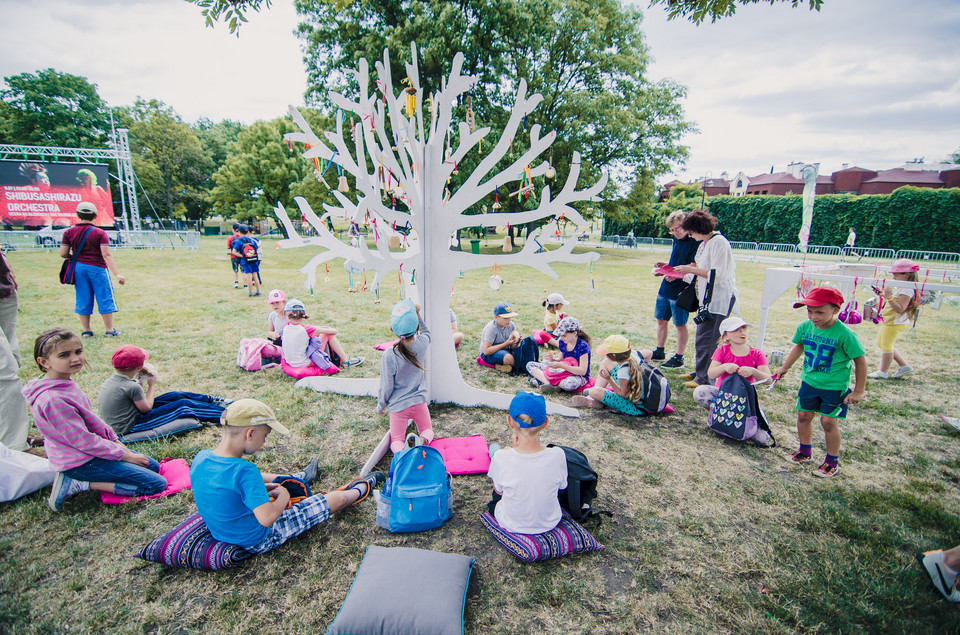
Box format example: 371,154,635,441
480,302,522,372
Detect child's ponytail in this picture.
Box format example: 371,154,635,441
393,336,424,371
576,329,592,348
624,355,643,403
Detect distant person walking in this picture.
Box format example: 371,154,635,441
842,227,856,257
59,202,125,337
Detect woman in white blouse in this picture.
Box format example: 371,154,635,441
673,210,739,388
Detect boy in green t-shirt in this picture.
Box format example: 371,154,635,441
775,287,866,478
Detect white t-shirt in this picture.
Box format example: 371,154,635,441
268,311,284,335
281,322,310,367
616,350,645,384
488,446,567,534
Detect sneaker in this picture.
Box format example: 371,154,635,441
651,348,666,361
571,395,603,409
661,354,685,369
233,281,239,288
892,365,913,379
343,357,364,368
538,383,558,394
682,380,700,389
48,472,88,511
789,451,813,464
488,443,502,459
813,462,839,478
678,372,695,380
495,364,512,373
752,429,775,448
916,550,960,602
300,458,319,485
868,370,889,379
528,376,543,389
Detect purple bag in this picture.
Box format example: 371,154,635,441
306,337,335,370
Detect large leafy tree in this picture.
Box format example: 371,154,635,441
116,99,211,220
294,0,692,224
210,111,336,223
648,0,822,24
0,68,109,147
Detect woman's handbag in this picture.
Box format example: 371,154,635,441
676,281,699,312
59,226,95,285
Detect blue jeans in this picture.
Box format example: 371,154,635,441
130,391,224,434
63,456,167,497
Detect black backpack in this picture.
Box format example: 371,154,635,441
509,335,540,377
547,444,609,522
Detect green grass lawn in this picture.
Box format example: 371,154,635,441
1,236,958,633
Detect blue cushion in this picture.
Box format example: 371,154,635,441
479,511,602,562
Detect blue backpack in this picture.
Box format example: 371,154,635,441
381,444,452,533
707,374,774,445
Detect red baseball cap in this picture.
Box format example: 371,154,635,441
793,286,844,309
112,345,149,369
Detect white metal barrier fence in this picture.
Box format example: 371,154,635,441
0,230,201,251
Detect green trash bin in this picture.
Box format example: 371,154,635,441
203,225,220,236
470,239,480,254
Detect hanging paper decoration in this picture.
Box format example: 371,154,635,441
545,148,556,179
589,260,596,292
324,262,330,283
402,78,417,117
489,263,504,290
337,162,349,193
466,95,476,133
492,187,502,210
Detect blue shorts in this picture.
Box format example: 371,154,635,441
240,260,260,274
797,381,850,419
73,262,118,315
481,349,511,365
654,295,689,326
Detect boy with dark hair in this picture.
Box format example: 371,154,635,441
190,399,382,554
487,392,567,534
775,286,866,478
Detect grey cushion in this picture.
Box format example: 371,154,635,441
327,546,474,635
119,417,202,443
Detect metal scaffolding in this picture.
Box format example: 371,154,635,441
0,128,141,231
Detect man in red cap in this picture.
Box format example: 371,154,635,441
97,345,231,440
773,286,867,478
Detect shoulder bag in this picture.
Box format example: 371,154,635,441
59,226,95,285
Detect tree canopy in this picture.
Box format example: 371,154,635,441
647,0,822,24
295,0,692,223
0,68,109,148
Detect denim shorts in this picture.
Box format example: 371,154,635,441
73,262,118,315
481,349,510,365
796,381,850,419
654,295,689,326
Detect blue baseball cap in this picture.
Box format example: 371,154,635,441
284,298,305,313
494,302,518,318
509,391,547,428
390,299,419,337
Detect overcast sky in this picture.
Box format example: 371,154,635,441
1,0,958,185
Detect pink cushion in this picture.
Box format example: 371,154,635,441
476,356,496,368
428,435,491,475
374,339,400,351
101,458,192,505
281,358,339,378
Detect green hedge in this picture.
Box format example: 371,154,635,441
609,188,960,252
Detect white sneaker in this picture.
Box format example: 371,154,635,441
867,370,889,379
892,365,913,378
917,550,960,602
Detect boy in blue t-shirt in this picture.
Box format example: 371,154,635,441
774,286,866,478
191,399,382,554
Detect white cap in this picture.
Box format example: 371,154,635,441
719,316,753,334
545,292,569,306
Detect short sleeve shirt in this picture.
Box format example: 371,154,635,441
62,224,108,268
268,311,285,334
479,319,517,355
711,345,768,388
616,350,644,384
559,338,591,379
488,446,568,534
190,450,271,547
791,320,865,390
97,373,146,436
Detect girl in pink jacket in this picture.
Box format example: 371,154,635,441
23,329,166,511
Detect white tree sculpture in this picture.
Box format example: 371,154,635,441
276,43,606,417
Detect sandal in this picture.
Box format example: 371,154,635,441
81,331,94,338
104,329,122,337
336,472,385,506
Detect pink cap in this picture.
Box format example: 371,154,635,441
266,289,286,303
889,258,919,274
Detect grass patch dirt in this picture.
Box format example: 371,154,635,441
1,236,958,633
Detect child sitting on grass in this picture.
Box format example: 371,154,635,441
775,286,866,478
280,298,363,379
487,392,567,534
190,398,383,555
23,329,166,511
480,302,523,373
98,345,229,440
692,317,771,408
526,317,591,393
572,334,653,415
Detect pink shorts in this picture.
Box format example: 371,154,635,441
389,402,433,452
